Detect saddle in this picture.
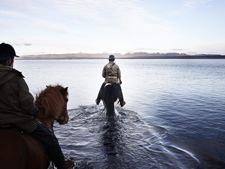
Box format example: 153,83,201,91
0,124,25,133
104,83,120,96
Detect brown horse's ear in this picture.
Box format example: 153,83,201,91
60,87,68,94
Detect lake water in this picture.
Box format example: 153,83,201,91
14,59,225,169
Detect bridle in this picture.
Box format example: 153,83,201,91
37,108,67,122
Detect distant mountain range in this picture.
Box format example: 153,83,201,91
19,52,225,59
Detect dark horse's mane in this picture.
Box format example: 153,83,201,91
35,85,68,120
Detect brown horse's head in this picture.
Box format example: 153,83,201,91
35,85,69,129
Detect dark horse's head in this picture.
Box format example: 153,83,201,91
35,85,69,130
103,83,119,119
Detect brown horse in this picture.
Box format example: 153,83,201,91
0,85,69,169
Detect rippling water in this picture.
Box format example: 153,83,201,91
15,59,225,169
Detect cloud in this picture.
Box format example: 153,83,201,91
1,0,160,31
2,0,159,35
166,0,214,16
49,0,160,22
34,19,82,34
129,47,184,53
0,10,28,18
24,43,32,46
10,43,32,47
1,0,224,55
0,19,9,27
182,0,214,8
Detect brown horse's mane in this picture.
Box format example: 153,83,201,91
35,85,68,120
0,84,69,169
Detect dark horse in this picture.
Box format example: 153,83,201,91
102,83,120,118
0,85,69,169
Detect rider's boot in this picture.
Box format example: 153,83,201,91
120,100,126,107
63,158,75,169
95,98,100,105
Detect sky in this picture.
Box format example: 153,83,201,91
1,0,225,55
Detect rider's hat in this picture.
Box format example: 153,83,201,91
0,43,19,61
109,55,115,61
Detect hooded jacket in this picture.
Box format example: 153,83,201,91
0,65,37,133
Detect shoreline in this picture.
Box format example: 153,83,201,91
17,55,225,60
17,52,225,60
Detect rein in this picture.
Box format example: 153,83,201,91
37,104,67,122
37,111,67,121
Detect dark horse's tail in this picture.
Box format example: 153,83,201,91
103,84,116,118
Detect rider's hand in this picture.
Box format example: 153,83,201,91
33,107,39,117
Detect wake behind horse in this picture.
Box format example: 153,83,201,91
0,85,69,169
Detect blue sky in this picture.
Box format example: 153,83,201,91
1,0,225,55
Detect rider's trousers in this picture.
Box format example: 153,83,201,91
30,122,65,169
97,82,124,103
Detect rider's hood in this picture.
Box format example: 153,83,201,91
0,66,23,86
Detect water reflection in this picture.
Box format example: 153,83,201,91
101,121,120,156
100,120,124,169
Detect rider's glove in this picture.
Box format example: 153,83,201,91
33,107,39,117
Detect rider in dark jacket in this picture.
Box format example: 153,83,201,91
96,55,126,107
0,43,74,169
0,65,37,133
